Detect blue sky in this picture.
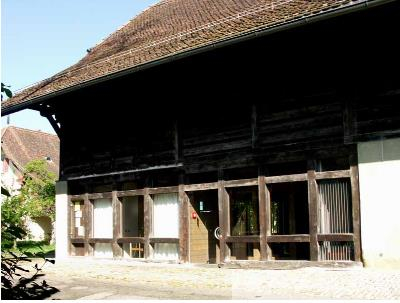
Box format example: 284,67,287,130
1,0,159,134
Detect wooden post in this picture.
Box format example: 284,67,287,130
218,170,230,263
112,190,122,258
307,160,319,261
179,180,189,263
143,188,152,259
258,175,269,261
83,194,90,256
350,153,362,262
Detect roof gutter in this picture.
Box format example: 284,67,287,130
2,0,394,115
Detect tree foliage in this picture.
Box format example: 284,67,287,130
1,82,12,100
21,159,57,221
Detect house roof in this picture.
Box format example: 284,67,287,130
1,126,60,177
1,0,379,114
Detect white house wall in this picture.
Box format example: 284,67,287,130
358,137,400,268
55,181,68,259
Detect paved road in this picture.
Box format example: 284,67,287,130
20,258,400,300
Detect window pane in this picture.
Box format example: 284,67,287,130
318,179,353,234
122,196,144,237
93,198,113,238
153,193,179,238
229,187,259,236
269,182,309,235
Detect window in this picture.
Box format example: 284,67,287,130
93,198,113,238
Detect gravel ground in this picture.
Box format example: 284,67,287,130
17,258,400,300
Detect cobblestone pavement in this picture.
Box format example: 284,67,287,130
22,258,400,300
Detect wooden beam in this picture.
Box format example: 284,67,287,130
70,194,85,200
183,182,218,191
178,182,189,263
225,236,260,243
265,173,308,184
116,189,145,197
267,234,311,243
315,170,350,180
117,237,145,244
150,238,180,244
40,109,61,137
317,234,354,242
148,186,179,195
307,160,319,261
88,238,113,244
87,192,113,199
70,238,85,244
258,175,268,261
143,188,152,259
224,178,258,188
350,153,362,262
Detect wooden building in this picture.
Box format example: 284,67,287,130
2,0,400,267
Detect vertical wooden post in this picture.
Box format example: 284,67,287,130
265,183,272,260
112,190,122,258
179,179,189,263
83,194,90,256
258,175,268,261
350,153,362,262
143,188,152,259
218,170,230,263
307,160,319,261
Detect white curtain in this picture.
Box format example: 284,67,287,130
93,198,113,238
153,193,179,260
94,243,113,258
153,193,179,238
154,243,179,260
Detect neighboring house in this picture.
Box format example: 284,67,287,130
1,126,59,241
2,0,399,268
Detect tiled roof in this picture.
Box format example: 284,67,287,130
2,0,362,113
1,126,60,177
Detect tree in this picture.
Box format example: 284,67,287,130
21,159,57,222
1,84,58,299
1,82,12,100
1,159,56,244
